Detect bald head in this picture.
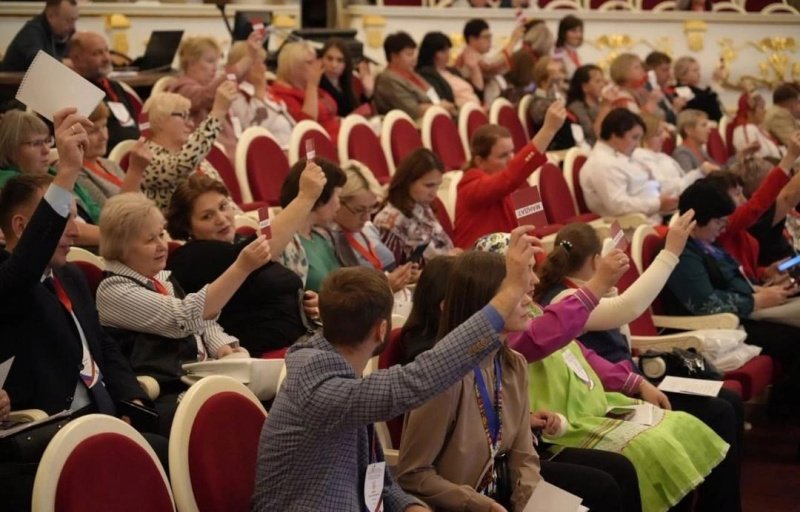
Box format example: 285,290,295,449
70,31,112,80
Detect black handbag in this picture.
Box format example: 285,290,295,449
639,348,724,381
0,412,77,463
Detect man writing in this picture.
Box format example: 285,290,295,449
252,227,538,511
2,0,78,71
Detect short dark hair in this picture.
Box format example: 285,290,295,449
45,0,76,8
567,64,601,104
320,267,393,348
417,32,452,70
679,178,736,227
0,174,52,240
644,51,672,70
383,32,417,62
387,148,444,217
166,174,230,241
279,158,347,209
773,83,800,105
463,19,489,43
600,108,646,141
556,14,583,48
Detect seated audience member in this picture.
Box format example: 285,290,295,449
1,0,77,71
520,18,555,64
644,51,685,126
528,56,580,150
764,83,800,147
673,109,719,171
666,178,800,416
677,0,712,9
374,148,458,264
166,167,326,355
373,32,455,119
319,38,374,117
0,110,101,245
0,110,160,510
397,252,641,512
502,48,536,105
633,112,715,197
580,108,678,223
673,56,724,123
79,104,151,208
251,228,538,511
553,14,584,79
227,41,295,151
96,193,268,431
417,32,481,110
168,33,262,160
271,41,341,140
141,84,237,211
454,102,566,248
533,220,742,512
278,158,347,292
456,18,524,106
69,31,140,151
731,92,785,162
567,64,617,146
609,53,664,117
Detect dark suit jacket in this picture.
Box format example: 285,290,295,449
94,78,141,152
1,13,69,72
0,199,144,414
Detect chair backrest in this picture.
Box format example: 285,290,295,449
563,147,591,214
169,376,267,512
118,81,143,121
234,214,259,238
289,120,338,165
33,414,174,512
436,169,462,223
108,139,138,170
379,328,406,448
339,114,392,184
381,109,423,175
235,127,290,206
724,118,737,156
422,105,466,171
457,102,487,159
431,196,455,239
707,128,728,165
205,143,243,204
490,98,528,152
517,94,535,140
631,223,670,316
532,162,579,225
614,249,659,336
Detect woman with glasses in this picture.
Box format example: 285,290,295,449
0,109,102,245
78,103,151,208
141,82,237,211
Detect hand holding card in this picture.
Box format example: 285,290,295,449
511,186,548,230
305,139,316,161
257,207,272,239
610,220,628,252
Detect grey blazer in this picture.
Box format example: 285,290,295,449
251,306,504,511
372,70,431,120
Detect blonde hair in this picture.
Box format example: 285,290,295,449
276,41,315,83
178,36,221,72
609,53,641,86
227,41,266,66
676,108,707,138
673,56,697,83
99,193,163,262
142,92,191,134
640,112,662,141
523,22,554,58
532,56,554,88
340,161,383,201
0,110,49,169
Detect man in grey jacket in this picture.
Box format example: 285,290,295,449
252,227,537,511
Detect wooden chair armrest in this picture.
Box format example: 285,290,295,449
137,376,160,401
651,313,740,330
630,333,704,353
8,409,49,422
383,448,399,467
602,213,650,230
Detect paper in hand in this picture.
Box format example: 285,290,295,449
523,480,584,512
647,69,659,90
0,357,14,389
257,207,272,239
16,51,105,121
511,186,548,228
305,139,316,161
610,220,628,252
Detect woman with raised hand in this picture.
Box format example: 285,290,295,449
319,38,374,117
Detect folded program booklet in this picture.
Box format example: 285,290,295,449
16,50,105,121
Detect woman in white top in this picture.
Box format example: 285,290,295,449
731,92,785,162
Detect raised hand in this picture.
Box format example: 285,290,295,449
664,209,696,256
235,235,271,274
586,248,629,298
127,137,153,175
211,80,239,118
53,107,92,190
298,160,327,202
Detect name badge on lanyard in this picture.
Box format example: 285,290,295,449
364,426,385,512
562,349,594,389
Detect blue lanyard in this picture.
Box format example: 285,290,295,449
473,357,502,446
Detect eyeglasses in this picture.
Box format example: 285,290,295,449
170,111,191,122
343,202,379,217
22,136,54,149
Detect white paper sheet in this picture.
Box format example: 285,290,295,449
657,376,723,397
524,480,584,512
0,357,13,389
16,50,105,121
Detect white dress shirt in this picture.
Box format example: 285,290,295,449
632,147,705,198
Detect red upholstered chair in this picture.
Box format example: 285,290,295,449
530,162,601,225
518,94,535,140
207,142,244,205
167,240,185,267
338,114,392,184
381,109,423,175
66,247,105,297
724,119,737,157
235,127,290,206
562,147,592,214
289,120,338,165
422,105,467,171
458,101,488,159
32,414,174,512
661,132,676,156
169,375,267,512
379,328,407,449
108,139,137,171
489,98,529,152
707,128,728,165
432,197,455,240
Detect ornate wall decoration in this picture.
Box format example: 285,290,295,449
363,15,387,50
104,14,131,57
718,36,799,90
586,34,672,69
683,20,707,52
